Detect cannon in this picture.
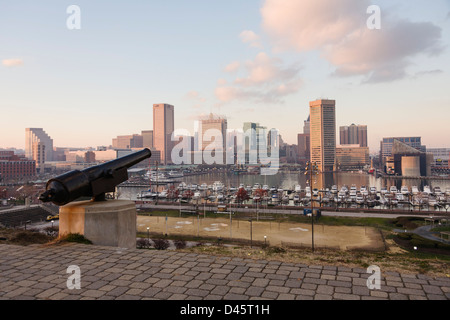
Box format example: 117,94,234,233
39,148,151,206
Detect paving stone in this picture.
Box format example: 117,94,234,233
1,243,449,301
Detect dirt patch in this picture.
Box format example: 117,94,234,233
0,228,54,245
137,216,385,251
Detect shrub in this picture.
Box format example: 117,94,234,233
44,226,58,237
10,231,53,245
136,238,151,249
174,239,186,249
153,238,170,250
62,233,92,244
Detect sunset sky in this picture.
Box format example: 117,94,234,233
1,0,450,152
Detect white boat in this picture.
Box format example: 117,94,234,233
401,186,409,195
390,186,397,194
271,193,279,203
433,187,442,196
412,186,419,194
423,186,431,194
312,188,319,197
331,185,338,194
428,197,438,207
446,188,450,196
370,186,377,194
167,170,183,178
212,181,224,192
295,185,301,193
356,195,365,205
360,186,368,196
381,187,388,195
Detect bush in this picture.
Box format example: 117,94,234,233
44,226,58,237
62,233,92,244
10,231,53,245
137,238,151,249
153,238,170,250
174,239,186,249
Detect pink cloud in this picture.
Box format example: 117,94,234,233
261,0,443,83
2,58,24,67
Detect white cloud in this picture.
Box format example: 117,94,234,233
2,59,24,67
239,30,263,48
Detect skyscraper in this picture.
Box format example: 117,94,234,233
196,113,227,164
153,103,174,165
25,128,53,163
297,115,310,165
340,124,367,147
309,99,336,172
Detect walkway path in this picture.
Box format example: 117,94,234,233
0,243,449,301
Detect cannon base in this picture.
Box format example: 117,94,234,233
58,200,136,249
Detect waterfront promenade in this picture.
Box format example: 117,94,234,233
1,242,449,301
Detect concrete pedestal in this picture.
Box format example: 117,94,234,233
59,200,136,249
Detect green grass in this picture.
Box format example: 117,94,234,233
431,226,450,232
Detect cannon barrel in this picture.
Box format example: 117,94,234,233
39,148,151,206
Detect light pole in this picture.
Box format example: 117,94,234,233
305,161,319,253
249,219,253,248
147,226,150,241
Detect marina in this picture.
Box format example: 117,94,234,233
118,169,450,213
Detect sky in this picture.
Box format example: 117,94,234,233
1,0,450,153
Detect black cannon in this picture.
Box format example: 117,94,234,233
39,148,151,206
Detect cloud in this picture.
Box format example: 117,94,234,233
215,53,302,104
224,61,240,73
185,90,206,102
234,52,300,87
261,0,368,51
412,69,443,79
239,30,263,48
261,0,443,83
2,59,24,67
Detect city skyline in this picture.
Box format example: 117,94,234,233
1,1,450,151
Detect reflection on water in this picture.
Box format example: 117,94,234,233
181,172,450,191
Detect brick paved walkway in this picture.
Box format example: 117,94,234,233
0,243,449,301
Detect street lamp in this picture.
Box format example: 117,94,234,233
305,161,319,253
147,226,150,241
